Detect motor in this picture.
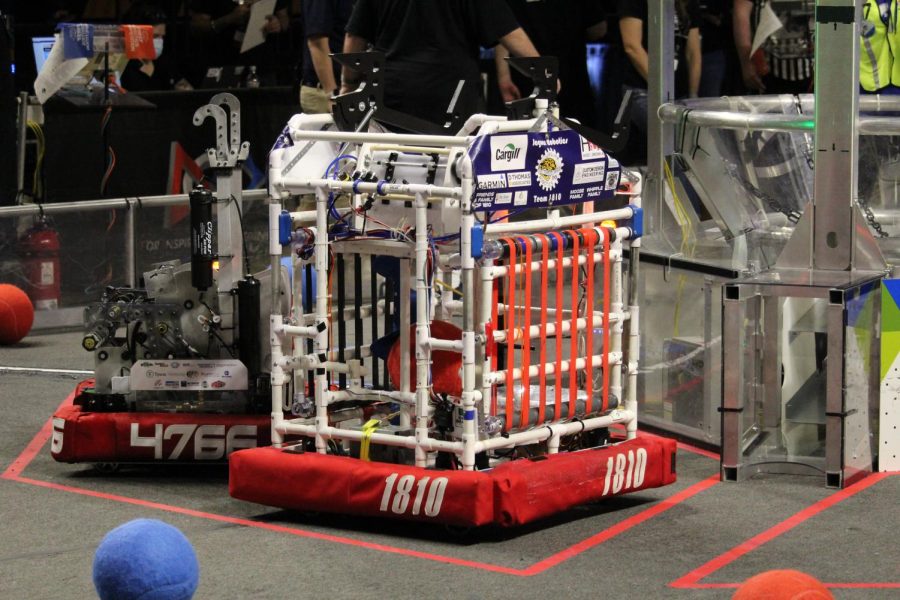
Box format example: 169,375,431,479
18,218,61,310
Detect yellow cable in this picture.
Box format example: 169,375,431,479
359,418,380,462
26,121,46,199
434,279,462,297
664,160,694,249
663,160,695,338
358,411,400,461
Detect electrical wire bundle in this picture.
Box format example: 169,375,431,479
322,155,415,244
24,120,46,202
100,105,116,197
664,159,697,338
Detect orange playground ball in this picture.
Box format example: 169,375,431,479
732,569,833,600
0,283,35,345
387,320,462,397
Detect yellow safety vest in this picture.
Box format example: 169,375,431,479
862,0,892,91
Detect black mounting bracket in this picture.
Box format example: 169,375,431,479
560,88,633,156
504,56,559,120
331,51,464,135
503,56,631,155
331,51,384,132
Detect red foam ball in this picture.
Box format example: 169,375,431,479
387,320,463,397
0,284,35,345
732,569,833,600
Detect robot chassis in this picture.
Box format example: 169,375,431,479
48,63,676,525
230,95,676,527
51,94,279,465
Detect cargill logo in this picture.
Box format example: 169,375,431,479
490,134,527,171
496,143,521,162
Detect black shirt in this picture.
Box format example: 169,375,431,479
618,0,701,97
749,0,813,83
121,57,173,92
301,0,356,89
697,0,727,54
190,0,288,76
504,0,606,126
346,0,519,125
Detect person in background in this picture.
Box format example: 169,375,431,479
494,0,607,126
733,0,813,94
618,0,701,162
189,0,290,84
82,0,134,20
595,3,627,133
14,2,84,24
191,0,290,44
861,0,891,94
301,0,354,113
698,0,728,97
341,0,540,127
120,2,191,91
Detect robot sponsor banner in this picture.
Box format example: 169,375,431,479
130,359,249,391
468,129,621,211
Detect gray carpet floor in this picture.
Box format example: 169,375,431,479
0,332,897,599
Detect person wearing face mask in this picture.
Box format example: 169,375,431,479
120,1,190,92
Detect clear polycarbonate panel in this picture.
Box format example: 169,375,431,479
638,259,723,445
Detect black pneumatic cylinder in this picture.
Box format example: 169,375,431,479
189,185,215,291
238,275,261,375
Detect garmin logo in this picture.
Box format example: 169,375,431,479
477,174,507,189
489,134,527,171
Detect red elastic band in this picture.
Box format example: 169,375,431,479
566,230,580,419
582,228,598,414
501,237,517,432
547,231,565,422
520,237,533,429
534,233,550,424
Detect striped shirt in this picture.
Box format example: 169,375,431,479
751,0,814,82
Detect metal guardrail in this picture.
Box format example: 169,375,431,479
0,189,269,217
659,95,900,134
0,189,270,331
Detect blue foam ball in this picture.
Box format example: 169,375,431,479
93,519,199,600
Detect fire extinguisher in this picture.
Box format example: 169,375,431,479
18,219,61,310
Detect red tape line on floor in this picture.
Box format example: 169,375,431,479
670,471,898,589
3,402,720,577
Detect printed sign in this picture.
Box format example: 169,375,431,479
61,24,94,59
121,25,156,60
468,129,621,210
489,134,528,171
130,359,248,391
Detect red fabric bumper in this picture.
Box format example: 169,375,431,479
50,381,271,463
230,436,677,527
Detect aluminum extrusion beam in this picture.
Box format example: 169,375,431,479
646,0,674,234
812,0,859,270
659,103,900,135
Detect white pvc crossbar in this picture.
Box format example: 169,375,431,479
267,117,643,470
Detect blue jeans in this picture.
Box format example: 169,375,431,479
699,50,726,97
622,85,648,136
621,85,648,165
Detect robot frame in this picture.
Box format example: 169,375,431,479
52,55,676,528
51,92,279,465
